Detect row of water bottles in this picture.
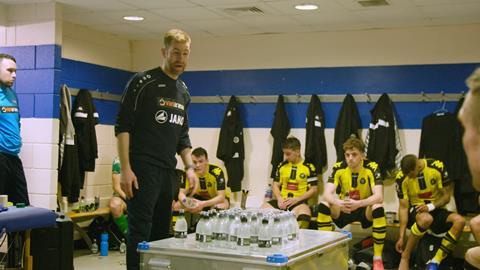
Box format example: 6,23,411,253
174,208,300,250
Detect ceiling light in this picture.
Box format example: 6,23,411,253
294,4,318,11
123,16,144,21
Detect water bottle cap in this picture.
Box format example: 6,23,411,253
266,253,288,264
340,230,353,239
137,241,150,250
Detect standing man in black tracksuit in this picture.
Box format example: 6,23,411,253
115,29,198,270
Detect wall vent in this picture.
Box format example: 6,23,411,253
358,0,389,7
223,6,265,16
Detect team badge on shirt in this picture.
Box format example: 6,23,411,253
155,110,168,123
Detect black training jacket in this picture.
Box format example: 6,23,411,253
270,95,290,178
216,96,244,192
305,95,327,174
115,67,192,169
334,94,361,162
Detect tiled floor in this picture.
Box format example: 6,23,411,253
74,249,126,270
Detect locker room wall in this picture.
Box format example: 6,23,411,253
0,2,62,209
59,23,480,212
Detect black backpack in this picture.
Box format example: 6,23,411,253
352,238,400,269
411,234,460,270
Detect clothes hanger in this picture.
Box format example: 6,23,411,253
433,99,448,115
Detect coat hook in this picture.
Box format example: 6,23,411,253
250,96,256,104
296,94,301,103
421,91,426,102
365,92,371,103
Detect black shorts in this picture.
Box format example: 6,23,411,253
407,206,453,234
0,152,29,205
333,207,372,229
268,199,307,211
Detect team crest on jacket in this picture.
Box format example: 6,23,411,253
360,178,366,184
155,110,168,123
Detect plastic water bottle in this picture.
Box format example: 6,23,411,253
264,184,273,201
257,218,271,248
228,214,239,248
195,211,206,241
182,197,196,208
197,212,212,247
271,216,283,247
79,196,85,212
287,212,299,241
119,238,126,253
91,238,99,254
100,233,109,256
236,215,250,248
249,214,259,245
174,209,188,242
210,210,220,243
218,212,229,247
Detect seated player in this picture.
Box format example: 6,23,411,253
395,154,465,270
262,136,317,229
174,147,229,213
109,156,128,236
316,137,386,270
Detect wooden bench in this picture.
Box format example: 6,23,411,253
67,207,110,249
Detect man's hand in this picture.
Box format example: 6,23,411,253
395,237,404,253
415,204,429,213
187,199,204,214
283,197,300,208
277,198,287,210
343,199,362,212
186,169,199,195
121,167,138,199
336,199,351,214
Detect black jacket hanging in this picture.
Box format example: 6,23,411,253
270,95,290,178
305,95,327,174
216,96,244,192
419,112,457,178
334,94,361,162
58,85,82,203
365,93,399,177
72,89,99,174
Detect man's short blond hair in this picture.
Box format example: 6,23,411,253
164,29,191,48
464,68,480,131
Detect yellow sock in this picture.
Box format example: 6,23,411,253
316,203,334,231
432,231,458,263
297,214,311,229
372,207,386,258
411,222,427,237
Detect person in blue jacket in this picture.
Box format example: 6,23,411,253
0,53,29,205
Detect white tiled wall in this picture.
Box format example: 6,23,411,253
1,2,61,46
19,118,59,209
82,124,117,206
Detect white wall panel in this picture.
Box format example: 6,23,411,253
33,143,58,169
28,194,57,209
20,118,59,144
133,24,480,71
24,168,57,194
62,21,132,71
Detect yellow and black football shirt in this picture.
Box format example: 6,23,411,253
328,159,382,200
181,164,230,200
395,159,450,207
274,160,317,199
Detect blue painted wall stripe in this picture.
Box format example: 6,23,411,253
181,63,479,95
60,60,477,128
